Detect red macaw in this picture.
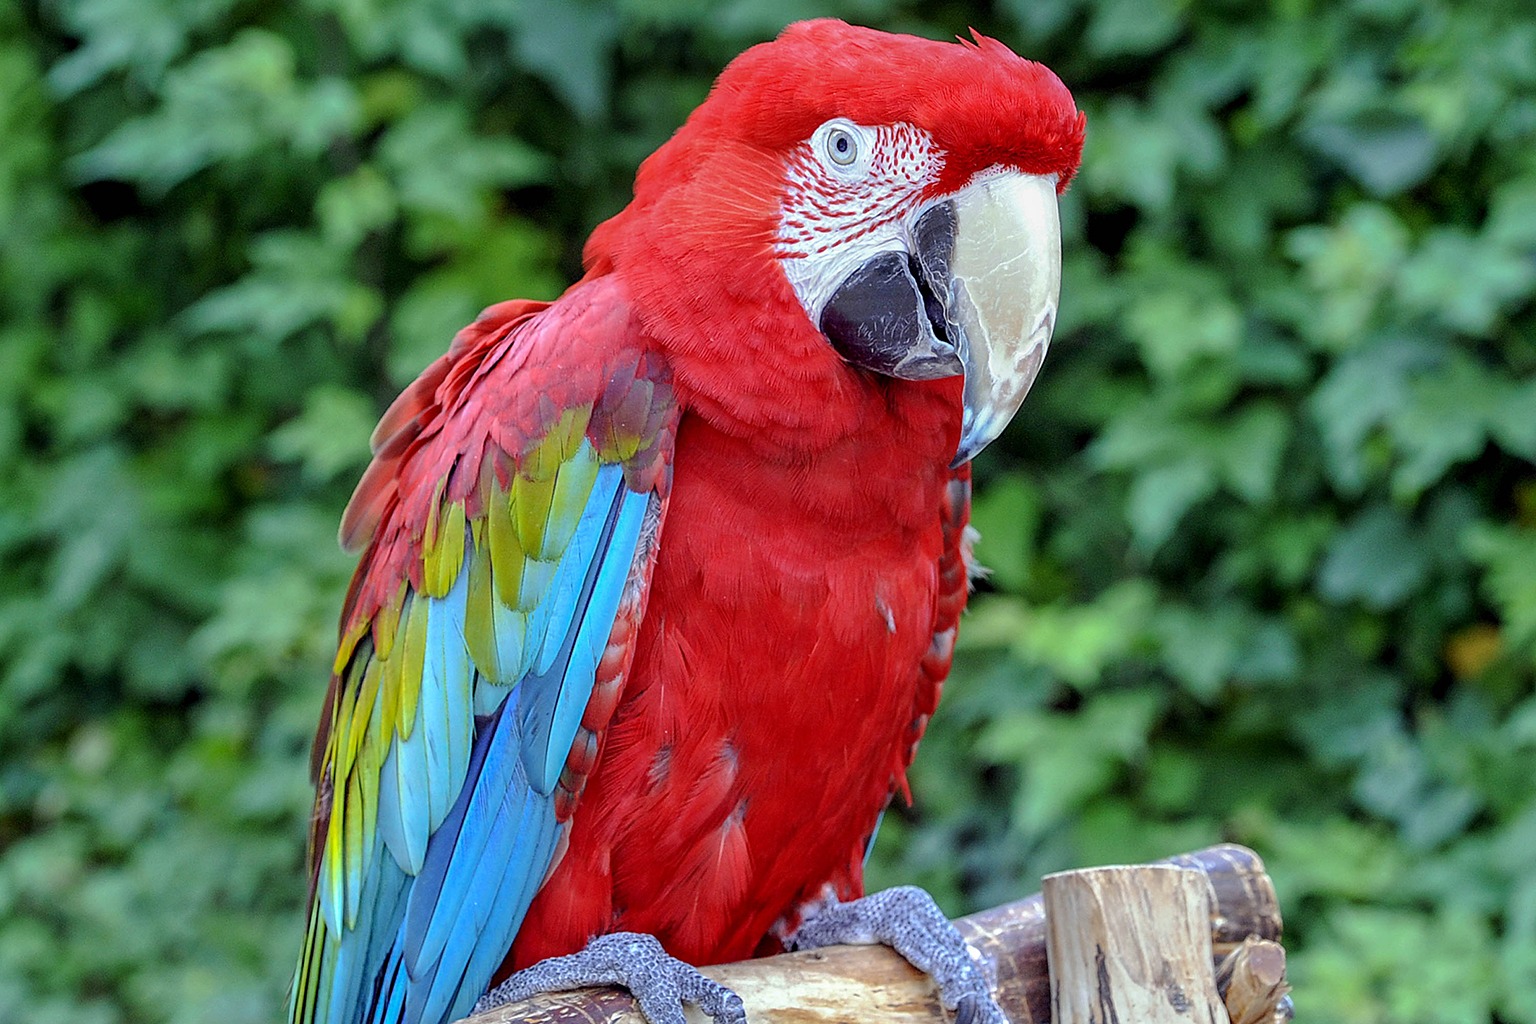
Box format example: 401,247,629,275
290,19,1083,1024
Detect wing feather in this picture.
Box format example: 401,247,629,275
290,281,678,1024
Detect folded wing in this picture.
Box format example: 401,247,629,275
290,283,677,1024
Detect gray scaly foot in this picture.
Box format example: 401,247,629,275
472,932,747,1024
790,885,1004,1024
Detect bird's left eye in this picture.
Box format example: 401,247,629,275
825,127,859,166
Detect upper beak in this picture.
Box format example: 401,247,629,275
818,170,1062,467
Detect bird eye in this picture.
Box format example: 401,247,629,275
826,127,859,167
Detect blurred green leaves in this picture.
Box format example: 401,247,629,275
2,1,1534,1023
71,30,360,194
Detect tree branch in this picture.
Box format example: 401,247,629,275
459,844,1282,1024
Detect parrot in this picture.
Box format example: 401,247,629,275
289,18,1084,1024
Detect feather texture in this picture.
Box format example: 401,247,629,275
293,19,1083,1024
290,284,678,1024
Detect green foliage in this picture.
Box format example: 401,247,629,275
1,0,1532,1021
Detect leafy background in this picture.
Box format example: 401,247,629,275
3,0,1534,1021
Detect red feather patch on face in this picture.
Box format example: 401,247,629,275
673,20,1084,195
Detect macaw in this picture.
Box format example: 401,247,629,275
290,18,1083,1024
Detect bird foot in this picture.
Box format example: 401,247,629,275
472,932,747,1024
790,885,1005,1024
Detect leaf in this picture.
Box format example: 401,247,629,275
1123,281,1242,379
180,230,383,347
1302,106,1440,197
386,220,560,383
1127,458,1217,553
1295,906,1498,1024
1213,402,1288,504
315,165,397,248
1387,354,1506,498
1487,175,1536,249
70,31,360,193
980,689,1166,832
510,0,620,119
1491,381,1536,458
1286,203,1411,350
267,386,377,483
379,104,550,249
1309,335,1433,493
1318,503,1431,609
1081,97,1182,212
997,0,1082,40
1009,581,1157,686
1085,0,1184,57
46,0,241,96
1466,524,1536,650
968,474,1042,593
1153,604,1300,698
1153,604,1244,699
1397,227,1536,335
1258,815,1407,903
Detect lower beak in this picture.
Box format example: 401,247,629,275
819,170,1062,467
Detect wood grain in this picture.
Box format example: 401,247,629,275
1043,865,1228,1024
459,844,1282,1024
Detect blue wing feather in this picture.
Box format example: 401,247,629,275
328,464,652,1024
412,764,549,1023
374,745,409,883
401,711,501,973
518,464,643,794
539,492,649,790
390,722,430,874
450,799,563,1021
418,573,472,829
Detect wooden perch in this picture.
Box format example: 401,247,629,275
1044,865,1232,1024
1215,938,1292,1024
459,844,1283,1024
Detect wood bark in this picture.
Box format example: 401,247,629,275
458,843,1282,1024
1215,938,1291,1024
1043,865,1229,1024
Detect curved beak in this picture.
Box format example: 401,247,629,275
819,170,1062,466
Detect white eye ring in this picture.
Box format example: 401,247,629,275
815,120,870,174
826,127,859,166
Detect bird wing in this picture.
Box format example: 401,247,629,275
290,280,678,1024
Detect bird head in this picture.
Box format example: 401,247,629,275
589,20,1085,466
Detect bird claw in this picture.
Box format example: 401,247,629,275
952,993,986,1024
473,932,747,1024
791,885,1007,1024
